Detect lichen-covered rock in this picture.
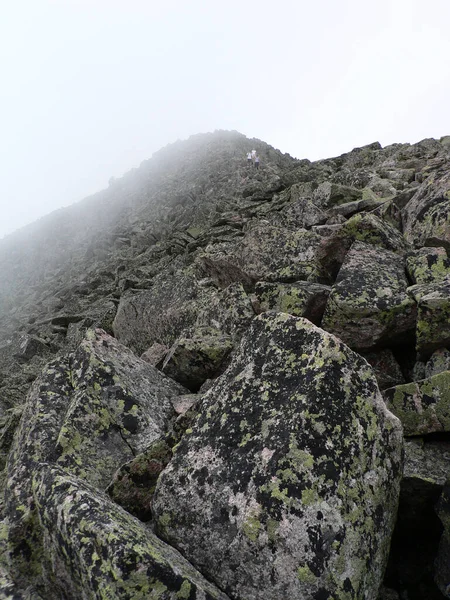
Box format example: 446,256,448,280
270,192,327,229
426,349,450,378
233,223,325,283
4,329,185,589
107,439,173,521
408,277,450,356
406,247,450,285
254,280,331,325
153,312,403,600
312,181,362,208
338,213,408,254
32,464,230,600
384,370,450,435
404,438,450,486
322,241,416,350
361,349,405,390
195,282,255,339
403,170,450,249
316,213,408,284
161,327,233,392
113,268,210,355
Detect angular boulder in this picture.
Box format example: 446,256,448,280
254,280,331,325
153,313,403,600
233,223,325,283
161,327,233,392
384,370,450,436
406,247,450,285
322,242,416,350
32,464,230,600
408,277,450,356
113,268,209,355
4,329,186,590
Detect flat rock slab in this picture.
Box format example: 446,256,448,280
322,241,416,350
384,370,450,436
153,313,403,600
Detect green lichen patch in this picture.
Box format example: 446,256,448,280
384,370,450,435
153,312,403,600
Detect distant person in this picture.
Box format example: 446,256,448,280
247,152,252,165
255,155,260,169
251,149,257,161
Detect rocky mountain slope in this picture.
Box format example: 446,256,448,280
1,130,450,599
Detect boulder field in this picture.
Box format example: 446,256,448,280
0,130,450,598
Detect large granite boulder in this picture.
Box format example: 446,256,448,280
153,313,403,600
232,223,325,283
406,247,450,285
4,329,186,592
321,242,416,350
31,464,230,599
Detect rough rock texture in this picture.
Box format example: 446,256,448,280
384,371,450,436
1,131,450,598
254,280,331,325
153,313,403,600
408,277,450,357
4,329,187,594
406,247,450,285
322,241,416,350
32,465,230,599
161,327,233,392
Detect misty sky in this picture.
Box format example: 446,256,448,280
1,0,449,239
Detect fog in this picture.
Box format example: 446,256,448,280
1,0,449,239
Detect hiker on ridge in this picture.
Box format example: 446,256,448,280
247,152,252,165
255,155,260,169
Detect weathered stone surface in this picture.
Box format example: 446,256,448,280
312,181,362,208
406,247,450,285
4,329,186,589
426,349,450,378
161,327,233,391
153,313,403,600
233,223,325,283
362,349,405,390
107,439,173,521
254,280,331,325
113,268,210,355
404,438,450,486
271,190,327,229
403,170,450,249
408,277,450,356
32,465,230,599
384,370,450,435
316,213,408,284
140,342,169,366
195,282,255,338
322,242,416,350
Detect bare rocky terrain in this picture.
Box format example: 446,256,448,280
1,130,450,599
